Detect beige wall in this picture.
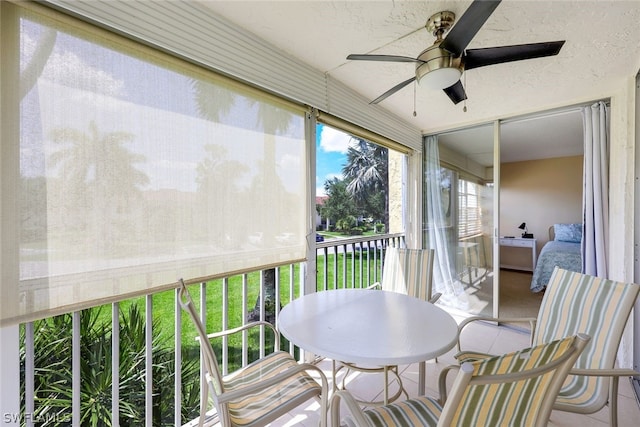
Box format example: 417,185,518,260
388,150,403,234
499,155,583,267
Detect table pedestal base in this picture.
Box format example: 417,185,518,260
333,361,408,406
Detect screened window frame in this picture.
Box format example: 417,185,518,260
1,1,311,325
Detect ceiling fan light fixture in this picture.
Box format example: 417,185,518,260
418,67,462,89
415,46,462,90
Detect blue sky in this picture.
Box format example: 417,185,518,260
316,124,351,196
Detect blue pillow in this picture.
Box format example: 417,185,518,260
554,223,582,243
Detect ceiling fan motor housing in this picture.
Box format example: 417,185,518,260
418,11,462,89
415,45,462,88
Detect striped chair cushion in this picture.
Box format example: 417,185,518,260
450,336,575,426
534,267,640,412
223,351,322,427
342,395,441,427
381,246,434,301
343,337,575,427
454,350,493,364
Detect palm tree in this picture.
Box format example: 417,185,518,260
249,102,294,323
195,144,249,246
191,80,235,121
191,78,295,323
318,177,359,230
48,121,149,254
342,137,389,231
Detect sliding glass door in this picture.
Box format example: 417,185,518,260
424,124,497,317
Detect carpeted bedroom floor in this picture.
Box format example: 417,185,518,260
467,268,544,322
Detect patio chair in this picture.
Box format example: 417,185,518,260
456,267,640,427
331,333,590,427
178,279,328,427
338,246,438,402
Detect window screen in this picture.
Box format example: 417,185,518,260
1,3,308,325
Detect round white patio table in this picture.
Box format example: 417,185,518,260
277,288,458,404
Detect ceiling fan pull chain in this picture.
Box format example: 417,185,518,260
463,71,468,113
413,80,417,117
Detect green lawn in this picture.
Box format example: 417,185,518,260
25,250,384,423
96,251,383,370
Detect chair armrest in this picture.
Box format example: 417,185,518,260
217,361,328,405
569,368,640,377
437,364,461,405
330,389,372,427
366,282,381,290
202,321,280,349
457,316,536,351
429,292,442,304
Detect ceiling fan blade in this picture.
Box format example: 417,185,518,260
463,41,565,70
347,54,421,63
440,0,501,56
370,76,416,104
443,80,467,105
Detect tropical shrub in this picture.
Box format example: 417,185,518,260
20,305,200,426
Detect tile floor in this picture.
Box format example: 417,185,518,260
260,311,640,426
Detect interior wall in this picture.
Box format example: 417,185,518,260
499,155,583,268
388,150,404,235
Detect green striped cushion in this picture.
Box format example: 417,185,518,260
534,267,640,412
382,247,434,301
343,337,575,427
455,350,492,364
223,351,322,427
342,395,441,427
450,336,575,426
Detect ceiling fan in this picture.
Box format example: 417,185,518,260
347,0,565,105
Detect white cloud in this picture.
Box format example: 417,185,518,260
278,153,303,193
319,126,351,154
22,32,125,98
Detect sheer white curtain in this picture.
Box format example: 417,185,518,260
581,101,609,277
424,136,476,310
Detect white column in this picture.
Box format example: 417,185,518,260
0,325,20,426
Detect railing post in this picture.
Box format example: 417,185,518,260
145,297,153,427
173,290,181,427
0,325,20,426
72,312,81,427
112,303,120,427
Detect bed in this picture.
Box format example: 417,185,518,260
530,223,583,293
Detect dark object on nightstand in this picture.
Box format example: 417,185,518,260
518,222,534,238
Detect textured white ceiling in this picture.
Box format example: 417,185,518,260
197,0,640,162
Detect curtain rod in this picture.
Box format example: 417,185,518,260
430,98,610,137
500,99,610,126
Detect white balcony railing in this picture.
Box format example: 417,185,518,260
18,233,404,426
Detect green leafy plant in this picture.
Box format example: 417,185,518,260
21,305,200,426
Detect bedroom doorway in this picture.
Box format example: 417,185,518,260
498,111,584,320
427,107,585,320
